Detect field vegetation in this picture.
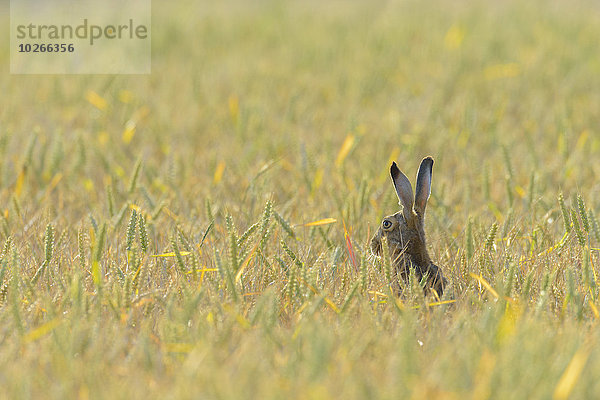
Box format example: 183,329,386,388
1,0,600,398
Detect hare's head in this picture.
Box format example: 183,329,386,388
370,157,446,295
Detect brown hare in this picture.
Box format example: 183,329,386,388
370,157,447,297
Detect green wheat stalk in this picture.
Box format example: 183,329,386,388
527,170,535,208
360,254,367,292
114,204,129,228
505,176,514,208
466,217,474,260
281,240,303,269
570,209,585,247
484,222,498,251
10,247,23,335
273,210,295,239
151,201,165,221
226,214,239,273
340,282,359,314
589,209,600,242
502,145,514,180
1,236,13,261
259,199,273,250
92,223,107,288
205,198,214,223
286,263,298,300
106,184,115,217
78,228,87,271
558,192,571,233
126,209,137,251
31,224,54,284
128,157,143,194
576,194,589,233
170,233,187,273
138,213,148,253
177,228,192,252
237,222,259,247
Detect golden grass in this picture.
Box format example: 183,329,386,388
1,0,600,398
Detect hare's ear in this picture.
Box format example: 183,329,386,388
414,157,433,218
390,162,414,220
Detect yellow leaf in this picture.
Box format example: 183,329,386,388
235,245,257,283
298,278,340,314
554,348,590,400
228,95,239,122
387,147,401,167
15,167,26,197
427,299,457,307
97,131,109,146
312,168,323,192
323,297,341,314
304,218,337,227
576,130,589,151
122,120,136,144
23,318,62,343
487,202,503,221
292,324,302,339
187,268,217,274
235,314,251,329
151,251,191,258
133,298,154,308
39,173,64,202
91,260,101,286
85,90,107,111
444,24,465,50
335,135,355,167
213,161,226,185
496,301,521,344
118,90,134,104
163,207,179,221
48,173,63,191
114,165,126,179
470,273,499,299
344,175,356,192
83,179,94,193
409,299,457,309
515,185,526,198
223,304,251,329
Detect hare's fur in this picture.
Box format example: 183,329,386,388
370,157,447,296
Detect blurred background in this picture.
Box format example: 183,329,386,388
0,0,599,256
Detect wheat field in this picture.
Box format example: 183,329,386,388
1,0,600,398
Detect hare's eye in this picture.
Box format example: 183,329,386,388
382,220,392,230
